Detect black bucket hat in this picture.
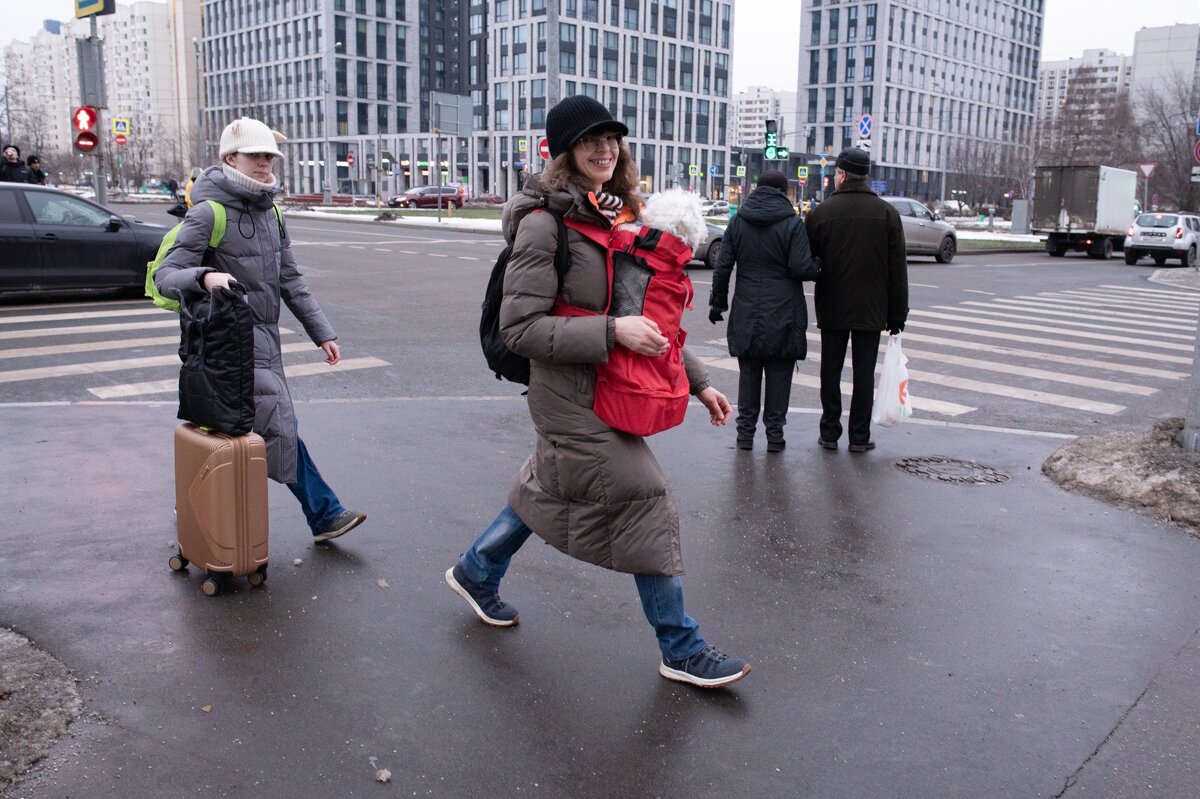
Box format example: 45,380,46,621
545,95,629,159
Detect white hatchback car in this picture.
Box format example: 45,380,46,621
1124,212,1200,267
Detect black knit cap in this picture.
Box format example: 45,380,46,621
835,147,871,176
545,95,629,159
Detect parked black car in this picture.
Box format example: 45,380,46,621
0,183,168,295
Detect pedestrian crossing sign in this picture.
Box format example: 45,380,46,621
112,118,130,136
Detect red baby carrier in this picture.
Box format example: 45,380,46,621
556,219,695,437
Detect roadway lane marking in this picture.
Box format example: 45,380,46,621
704,356,976,416
0,299,147,312
86,357,391,398
910,282,939,289
906,321,1193,364
426,253,447,257
374,248,391,252
1101,284,1200,299
962,289,996,295
1045,290,1198,313
458,256,481,261
967,298,1197,327
0,342,313,383
901,368,1124,413
892,331,1187,380
0,308,166,325
909,310,1195,351
0,336,180,359
0,320,180,340
931,305,1195,340
1003,296,1198,323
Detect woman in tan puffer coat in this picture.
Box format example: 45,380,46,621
444,96,751,689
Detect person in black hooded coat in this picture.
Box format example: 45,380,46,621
709,171,820,451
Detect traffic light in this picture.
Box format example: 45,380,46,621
72,106,99,153
763,119,788,161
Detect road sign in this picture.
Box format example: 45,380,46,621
688,164,701,177
1138,162,1156,178
75,0,115,18
870,180,888,194
855,139,872,153
798,177,807,186
797,166,808,179
858,114,873,138
1196,112,1200,137
819,157,827,168
114,134,127,146
1194,140,1200,163
709,165,719,176
517,139,528,152
1191,165,1200,183
346,152,355,167
112,118,129,136
735,165,746,177
537,137,550,160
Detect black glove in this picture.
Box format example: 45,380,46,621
887,322,904,336
709,307,725,325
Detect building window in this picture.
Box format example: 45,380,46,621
828,8,839,44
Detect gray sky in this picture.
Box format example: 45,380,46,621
5,0,1200,93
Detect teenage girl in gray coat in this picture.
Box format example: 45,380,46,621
154,118,365,543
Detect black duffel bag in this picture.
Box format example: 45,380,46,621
177,283,255,435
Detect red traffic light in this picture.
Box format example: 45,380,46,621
73,106,99,132
74,131,99,153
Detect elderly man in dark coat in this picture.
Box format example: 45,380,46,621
709,170,819,451
804,147,908,452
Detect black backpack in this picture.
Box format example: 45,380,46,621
480,207,571,384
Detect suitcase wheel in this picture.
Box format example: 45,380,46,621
247,565,268,587
168,553,189,573
201,576,221,597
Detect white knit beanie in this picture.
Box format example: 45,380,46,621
218,117,286,160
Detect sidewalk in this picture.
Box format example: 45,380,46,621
2,397,1199,797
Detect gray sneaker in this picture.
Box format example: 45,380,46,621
313,510,366,542
444,563,519,627
660,645,751,688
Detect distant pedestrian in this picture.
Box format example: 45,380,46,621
167,175,179,199
25,154,47,185
154,117,366,543
709,170,819,452
804,148,908,453
0,144,33,183
445,95,750,688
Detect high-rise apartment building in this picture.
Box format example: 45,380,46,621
200,0,733,199
1035,49,1132,154
731,86,797,150
1129,23,1200,106
797,0,1043,202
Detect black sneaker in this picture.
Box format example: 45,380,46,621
767,440,786,453
848,441,876,453
660,644,751,688
818,438,838,450
444,563,519,627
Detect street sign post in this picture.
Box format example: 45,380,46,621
538,137,550,160
858,114,873,139
1138,162,1156,178
114,134,127,146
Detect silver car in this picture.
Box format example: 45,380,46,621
882,197,958,263
1124,212,1200,267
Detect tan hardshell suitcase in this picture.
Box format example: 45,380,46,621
170,423,269,596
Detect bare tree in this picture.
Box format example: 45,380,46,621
1136,69,1199,211
1037,67,1140,168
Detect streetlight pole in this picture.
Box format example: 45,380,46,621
192,38,204,168
322,38,342,205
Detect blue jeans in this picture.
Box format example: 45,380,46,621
459,505,707,662
286,436,347,535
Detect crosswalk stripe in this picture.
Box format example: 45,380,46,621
1045,290,1199,313
906,320,1193,364
893,331,1187,380
896,346,1154,395
0,308,167,325
704,356,976,416
1010,294,1198,318
85,357,391,399
930,305,1195,340
909,310,1195,352
0,342,313,384
968,298,1196,328
0,320,179,341
0,336,181,359
1100,284,1200,300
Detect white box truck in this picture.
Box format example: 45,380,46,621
1031,165,1138,259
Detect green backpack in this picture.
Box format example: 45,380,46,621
145,200,284,313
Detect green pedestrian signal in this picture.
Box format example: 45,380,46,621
765,145,778,160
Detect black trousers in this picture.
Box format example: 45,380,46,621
819,329,882,446
736,357,795,444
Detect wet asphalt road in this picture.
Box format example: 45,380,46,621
1,204,1198,797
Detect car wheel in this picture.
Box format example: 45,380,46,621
1124,249,1140,265
704,237,722,270
935,236,956,264
1048,246,1066,257
1183,246,1197,268
1152,253,1167,266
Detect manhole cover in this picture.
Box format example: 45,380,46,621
894,456,1009,485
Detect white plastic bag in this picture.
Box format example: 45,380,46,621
872,334,912,427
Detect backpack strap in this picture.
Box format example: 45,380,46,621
203,199,226,249
273,204,286,240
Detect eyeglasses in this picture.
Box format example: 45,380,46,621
577,133,622,151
